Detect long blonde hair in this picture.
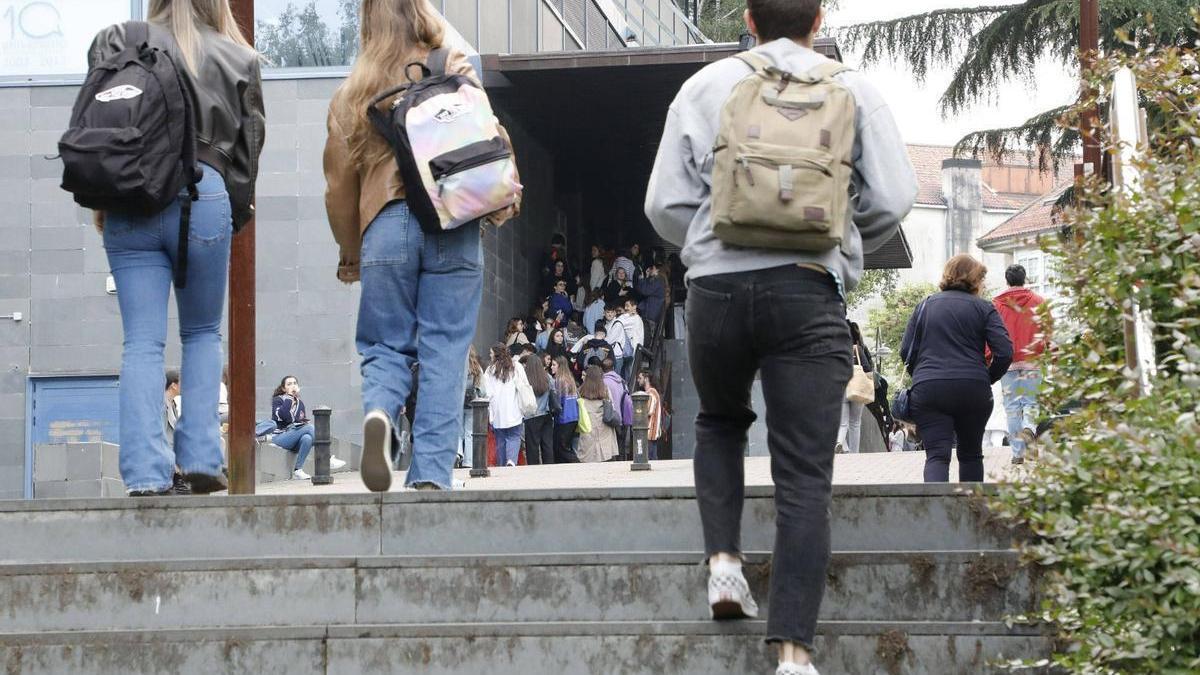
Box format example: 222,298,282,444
340,0,445,167
147,0,254,74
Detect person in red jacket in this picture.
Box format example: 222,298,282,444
994,265,1047,464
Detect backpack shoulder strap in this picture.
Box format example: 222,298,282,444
733,51,773,74
427,47,450,77
807,60,852,81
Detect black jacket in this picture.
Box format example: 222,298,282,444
901,290,1013,386
88,23,265,231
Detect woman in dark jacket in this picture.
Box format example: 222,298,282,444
88,0,265,496
901,255,1013,482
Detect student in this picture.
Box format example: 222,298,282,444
548,279,575,326
84,0,264,496
482,345,525,467
602,265,634,306
601,357,634,458
504,318,530,348
324,0,517,492
552,356,582,463
546,327,570,362
577,365,620,462
634,262,668,328
521,354,558,465
644,1,917,672
621,298,646,364
458,345,484,469
637,370,664,460
603,305,631,379
571,320,612,372
836,322,874,454
271,376,347,480
993,264,1047,464
588,244,607,291
902,255,1012,483
582,290,607,341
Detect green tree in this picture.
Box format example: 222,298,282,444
990,25,1200,673
692,1,841,44
257,0,358,68
846,268,898,311
864,281,936,384
838,1,1199,167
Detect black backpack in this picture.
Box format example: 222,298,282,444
60,21,201,288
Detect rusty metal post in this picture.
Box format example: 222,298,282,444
470,398,490,478
226,0,257,494
631,392,651,471
311,407,333,485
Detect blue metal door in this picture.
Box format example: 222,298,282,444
24,376,121,497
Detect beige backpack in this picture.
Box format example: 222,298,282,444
711,53,856,252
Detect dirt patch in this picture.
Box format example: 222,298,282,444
744,558,772,597
875,629,911,675
5,648,21,675
964,557,1015,604
909,554,937,596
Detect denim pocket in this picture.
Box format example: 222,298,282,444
436,222,482,270
685,278,732,346
765,289,849,358
186,194,232,245
362,205,411,267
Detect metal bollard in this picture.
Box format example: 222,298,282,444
470,397,491,478
631,392,651,471
311,407,333,485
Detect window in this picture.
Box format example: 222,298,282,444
0,0,138,83
254,0,358,70
1015,249,1057,299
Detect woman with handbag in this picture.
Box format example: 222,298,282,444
482,345,525,467
899,255,1013,482
457,345,484,469
577,365,621,463
552,356,582,463
837,322,875,454
520,354,558,465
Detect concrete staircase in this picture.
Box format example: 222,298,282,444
0,484,1047,674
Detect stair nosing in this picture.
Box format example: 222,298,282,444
0,549,1023,575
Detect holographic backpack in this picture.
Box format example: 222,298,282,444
367,48,522,234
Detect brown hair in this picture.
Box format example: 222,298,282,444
272,375,297,398
466,344,483,384
521,354,550,397
579,365,609,401
504,317,523,339
553,356,577,396
940,254,988,296
339,0,445,167
747,0,823,42
488,344,514,382
148,0,256,74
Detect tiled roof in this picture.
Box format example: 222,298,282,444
977,184,1072,246
906,144,1073,212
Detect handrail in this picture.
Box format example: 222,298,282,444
611,0,708,46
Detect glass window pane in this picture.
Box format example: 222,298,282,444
1,0,132,79
255,0,359,69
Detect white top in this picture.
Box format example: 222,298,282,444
589,258,606,290
483,367,524,430
621,314,645,351
604,319,627,359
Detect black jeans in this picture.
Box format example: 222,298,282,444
553,423,580,463
687,265,851,650
910,379,993,482
524,414,555,465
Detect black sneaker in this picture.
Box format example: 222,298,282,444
172,473,192,495
1011,457,1025,466
128,488,172,497
182,472,228,495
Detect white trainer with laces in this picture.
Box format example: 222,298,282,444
329,455,347,470
291,468,311,481
776,662,820,675
707,559,759,620
361,410,394,492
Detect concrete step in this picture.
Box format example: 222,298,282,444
0,621,1050,675
0,484,1016,563
0,551,1035,633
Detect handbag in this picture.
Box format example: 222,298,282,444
602,397,622,428
845,346,875,404
576,399,592,434
891,300,929,423
514,366,537,417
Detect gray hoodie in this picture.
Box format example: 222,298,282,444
644,38,918,293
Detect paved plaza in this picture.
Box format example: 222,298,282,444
249,447,1017,496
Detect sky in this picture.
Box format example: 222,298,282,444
823,0,1079,146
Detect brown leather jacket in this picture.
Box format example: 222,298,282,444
88,23,265,231
323,48,517,283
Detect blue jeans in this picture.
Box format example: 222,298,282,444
273,423,314,471
493,425,523,466
104,163,230,493
357,201,483,489
1001,369,1041,458
458,407,473,468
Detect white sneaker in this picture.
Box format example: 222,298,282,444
292,469,311,481
708,559,759,620
776,662,819,675
329,455,347,471
361,410,393,493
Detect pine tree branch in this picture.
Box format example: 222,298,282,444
952,105,1078,173
837,6,1012,82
